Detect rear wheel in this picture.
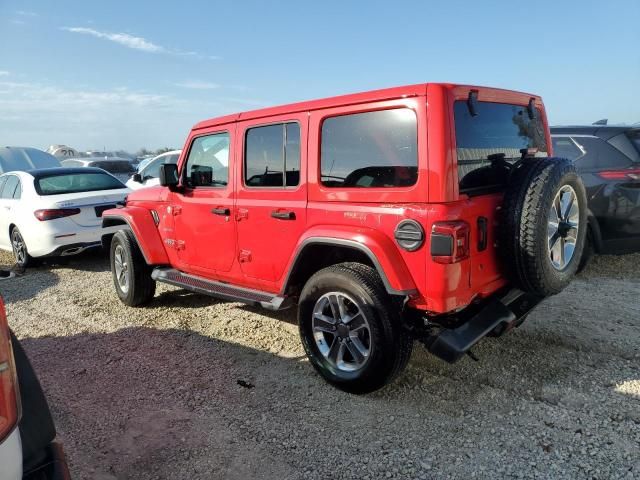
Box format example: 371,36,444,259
110,230,156,306
298,262,412,394
11,227,33,269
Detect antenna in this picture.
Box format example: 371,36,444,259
592,119,608,125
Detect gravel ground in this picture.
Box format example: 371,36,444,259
1,250,639,480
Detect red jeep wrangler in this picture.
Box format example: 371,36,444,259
103,83,587,393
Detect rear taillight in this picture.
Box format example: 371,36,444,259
430,221,470,264
597,168,640,181
34,208,81,221
0,296,19,442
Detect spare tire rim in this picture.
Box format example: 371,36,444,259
113,245,130,293
311,292,372,373
548,185,580,271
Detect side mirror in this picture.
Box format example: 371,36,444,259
132,173,142,183
159,163,179,188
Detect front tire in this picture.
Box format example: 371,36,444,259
11,227,33,269
298,262,412,394
110,230,156,306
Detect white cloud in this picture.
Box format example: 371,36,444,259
0,71,9,76
16,10,37,16
61,26,221,60
0,80,266,151
175,81,220,90
61,27,164,53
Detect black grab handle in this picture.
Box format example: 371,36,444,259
270,210,295,220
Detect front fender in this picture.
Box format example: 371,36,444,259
102,207,169,265
283,226,417,296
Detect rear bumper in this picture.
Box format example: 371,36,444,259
23,441,71,480
422,288,541,363
28,225,121,258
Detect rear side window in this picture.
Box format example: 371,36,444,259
0,175,19,199
245,122,300,187
571,136,632,170
321,108,417,188
184,132,230,187
454,101,548,194
552,137,584,160
35,173,125,195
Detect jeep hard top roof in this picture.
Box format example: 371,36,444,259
193,83,543,131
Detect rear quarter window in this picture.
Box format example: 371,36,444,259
320,108,418,188
571,137,632,170
454,101,548,194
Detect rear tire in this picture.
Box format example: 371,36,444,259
501,158,588,296
110,230,156,306
10,227,34,269
298,262,412,394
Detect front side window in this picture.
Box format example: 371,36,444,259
245,122,300,187
0,175,19,199
184,132,229,187
321,108,418,188
454,101,548,193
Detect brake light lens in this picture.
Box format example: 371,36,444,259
34,208,81,221
0,296,19,442
430,221,470,264
597,168,640,181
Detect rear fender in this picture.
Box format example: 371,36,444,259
102,207,169,265
281,226,417,296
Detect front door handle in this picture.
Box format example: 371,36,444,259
271,210,295,220
211,207,230,216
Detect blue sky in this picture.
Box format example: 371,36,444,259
1,0,638,152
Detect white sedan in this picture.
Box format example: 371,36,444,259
126,150,181,190
0,167,130,267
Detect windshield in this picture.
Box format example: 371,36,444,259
627,130,640,154
35,172,125,195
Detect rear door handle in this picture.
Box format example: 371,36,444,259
271,210,295,220
211,207,230,216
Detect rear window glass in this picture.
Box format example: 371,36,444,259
454,101,548,193
90,161,135,174
321,108,418,188
627,130,640,154
35,173,125,195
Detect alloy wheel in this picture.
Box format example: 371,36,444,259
547,185,580,270
312,292,372,373
113,245,130,293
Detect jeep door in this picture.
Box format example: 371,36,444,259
235,114,307,288
172,128,237,273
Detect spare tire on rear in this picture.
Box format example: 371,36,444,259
500,157,587,296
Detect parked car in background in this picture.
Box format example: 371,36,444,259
46,145,78,160
551,124,640,261
61,157,136,183
126,150,181,190
0,291,70,479
0,167,130,268
0,148,60,175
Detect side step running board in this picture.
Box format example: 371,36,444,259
151,267,290,310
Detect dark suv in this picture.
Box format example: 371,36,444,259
551,125,640,257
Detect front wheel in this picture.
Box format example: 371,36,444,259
298,262,413,394
110,230,156,306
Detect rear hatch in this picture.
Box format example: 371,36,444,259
47,190,129,227
452,98,549,290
